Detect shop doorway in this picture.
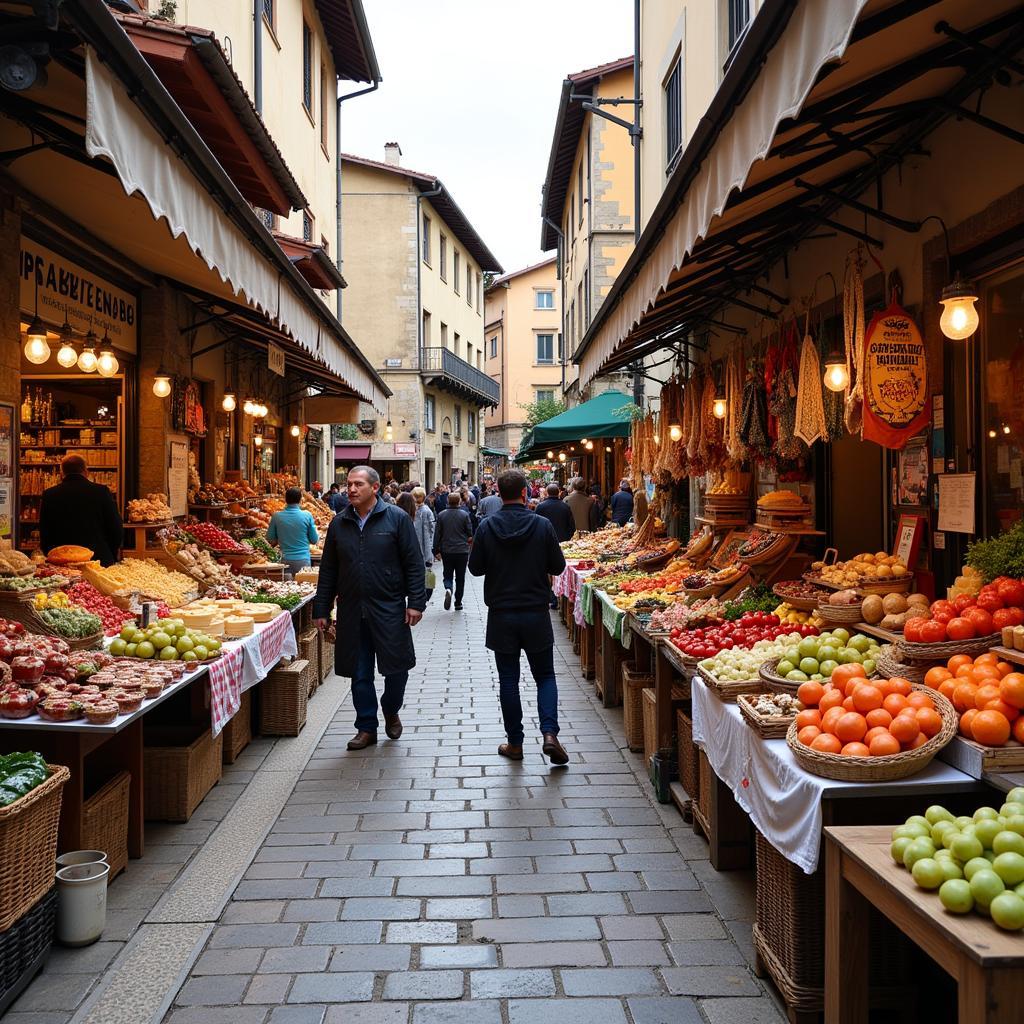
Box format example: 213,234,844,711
441,445,452,486
828,434,884,557
424,458,435,491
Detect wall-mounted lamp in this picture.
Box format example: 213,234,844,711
222,390,237,412
939,273,979,341
153,367,172,398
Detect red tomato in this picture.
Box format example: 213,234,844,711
920,620,947,644
903,618,925,643
953,594,975,614
977,592,1004,613
963,606,995,635
932,609,954,625
930,600,954,618
998,580,1024,607
946,617,978,641
992,607,1024,630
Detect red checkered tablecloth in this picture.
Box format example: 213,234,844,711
208,645,245,738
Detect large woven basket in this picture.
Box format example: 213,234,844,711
0,599,105,650
622,665,652,752
875,644,930,684
0,887,58,1017
738,693,797,739
737,534,793,566
697,662,767,702
785,685,957,781
222,690,252,764
816,601,864,624
82,771,130,882
0,765,68,932
895,632,1001,663
259,659,310,737
676,709,699,799
771,584,822,612
859,576,914,594
144,726,223,822
319,633,334,682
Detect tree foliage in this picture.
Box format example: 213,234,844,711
521,397,566,429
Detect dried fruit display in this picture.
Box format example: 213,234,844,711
127,493,172,523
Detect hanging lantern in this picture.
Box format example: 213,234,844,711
585,440,594,451
546,450,554,459
56,321,77,368
939,273,979,341
243,398,255,416
23,317,50,364
77,333,99,373
712,391,727,419
253,433,263,446
222,391,237,412
558,452,566,463
823,352,850,392
152,367,172,398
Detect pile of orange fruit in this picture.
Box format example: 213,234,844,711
794,663,945,757
923,653,1024,747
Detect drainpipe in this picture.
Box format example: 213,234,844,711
633,0,641,243
336,80,380,321
252,0,262,113
543,215,566,396
416,180,443,483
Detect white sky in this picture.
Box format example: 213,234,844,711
340,0,634,275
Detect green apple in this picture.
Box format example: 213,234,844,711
939,878,974,914
119,625,135,642
911,858,945,890
776,660,795,676
831,628,850,644
906,815,932,831
931,820,958,845
1003,816,1024,837
192,645,208,661
994,830,1024,856
159,645,178,661
893,823,930,841
109,638,126,656
990,891,1024,931
1006,787,1024,805
969,868,1006,909
926,805,956,826
849,634,872,654
176,635,194,653
891,837,913,864
150,632,171,650
135,641,155,659
938,859,964,882
974,806,1000,822
125,643,137,657
992,852,1024,887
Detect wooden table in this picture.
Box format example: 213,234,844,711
825,824,1024,1023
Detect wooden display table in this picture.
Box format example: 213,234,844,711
825,824,1024,1023
122,520,178,567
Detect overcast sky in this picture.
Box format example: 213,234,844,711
340,0,634,275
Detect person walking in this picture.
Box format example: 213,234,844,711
432,484,448,518
477,484,503,521
565,476,599,533
433,491,473,611
39,453,124,566
536,482,574,542
411,487,436,601
610,478,635,526
327,482,348,514
468,469,568,764
313,466,426,750
266,487,319,575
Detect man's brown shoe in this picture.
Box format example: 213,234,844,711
384,714,403,740
542,733,569,765
347,731,377,750
498,743,523,760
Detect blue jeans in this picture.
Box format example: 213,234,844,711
441,553,468,604
494,646,559,746
351,618,408,734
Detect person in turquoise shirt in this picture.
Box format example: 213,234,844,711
267,487,319,576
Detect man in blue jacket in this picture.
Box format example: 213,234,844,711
313,466,426,750
468,468,568,765
266,487,318,575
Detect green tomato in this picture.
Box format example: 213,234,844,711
974,806,1000,823
990,891,1024,931
797,637,820,659
817,646,838,664
799,657,820,675
955,815,974,829
786,670,809,683
159,645,178,661
1015,881,1024,898
135,641,155,659
893,822,930,841
906,815,932,832
838,648,864,665
831,628,850,644
963,857,992,881
938,859,964,883
125,643,137,657
942,829,962,850
939,878,974,914
150,632,171,650
992,852,1024,887
911,858,945,890
819,660,839,678
950,834,984,863
785,647,801,665
130,630,146,645
903,837,937,870
931,820,958,845
974,819,1003,850
776,660,795,676
1002,816,1024,838
109,638,126,656
862,659,877,676
891,837,913,864
119,625,135,642
926,805,957,826
849,634,872,654
969,868,1006,909
1006,787,1024,805
994,830,1024,855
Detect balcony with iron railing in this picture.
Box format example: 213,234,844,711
419,347,500,408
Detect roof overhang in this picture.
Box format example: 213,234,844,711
314,0,381,83
274,232,347,290
574,0,1024,386
118,13,307,215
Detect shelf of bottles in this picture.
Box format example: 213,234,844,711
18,383,122,551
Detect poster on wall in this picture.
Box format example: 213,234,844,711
167,438,188,518
937,473,976,534
862,302,929,449
897,438,929,506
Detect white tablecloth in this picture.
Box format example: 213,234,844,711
691,678,978,873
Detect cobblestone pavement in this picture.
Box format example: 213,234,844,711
11,574,785,1024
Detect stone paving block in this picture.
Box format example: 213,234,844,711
192,948,265,976
244,974,292,1004
328,944,412,972
599,915,665,939
661,913,727,940
268,1007,327,1024
627,996,704,1024
397,876,492,897
408,830,469,844
549,809,608,826
668,940,746,966
622,838,677,853
258,947,331,973
221,901,286,924
606,940,672,966
469,968,555,998
507,998,627,1024
425,897,492,920
573,839,623,854
561,967,663,996
385,921,458,944
340,898,421,920
584,872,643,892
640,870,700,891
165,1009,269,1024
347,844,426,860
495,873,584,894
419,944,498,969
698,997,786,1024
472,916,599,942
374,859,466,877
6,972,94,1012
661,966,760,997
489,840,572,857
411,1001,502,1024
501,941,606,967
302,921,384,945
319,877,395,897
628,891,712,915
494,895,545,918
546,893,627,916
288,972,375,1003
535,854,614,873
243,862,306,880
381,971,464,1001
356,813,428,831
209,924,300,948
428,812,486,829
468,857,533,875
614,853,689,872
426,843,489,859
45,940,122,974
607,808,663,825
176,975,250,1006
282,899,342,922
323,1005,410,1024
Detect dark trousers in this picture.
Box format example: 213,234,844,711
441,552,468,604
351,618,408,734
494,646,559,746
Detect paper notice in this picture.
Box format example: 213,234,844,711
937,473,976,535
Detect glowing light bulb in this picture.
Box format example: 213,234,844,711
585,440,594,450
988,429,998,439
152,374,171,398
939,275,979,340
668,424,682,442
24,334,51,365
712,397,727,419
290,424,301,437
1003,424,1011,435
546,450,554,459
57,342,78,368
558,452,566,463
653,434,660,445
243,399,254,416
222,391,237,412
96,342,119,378
580,438,588,446
77,346,98,373
253,433,263,446
823,359,849,393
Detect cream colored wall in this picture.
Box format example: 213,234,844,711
176,1,338,265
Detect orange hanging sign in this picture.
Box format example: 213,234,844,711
861,302,929,449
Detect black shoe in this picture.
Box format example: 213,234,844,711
454,603,463,610
444,589,452,610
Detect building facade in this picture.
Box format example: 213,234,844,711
484,258,560,458
338,147,502,488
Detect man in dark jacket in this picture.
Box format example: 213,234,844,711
327,482,348,514
535,482,574,610
313,466,426,750
609,479,634,526
433,492,473,611
468,469,568,765
39,453,123,565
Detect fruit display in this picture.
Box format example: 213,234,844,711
229,577,315,611
698,632,809,683
922,653,1024,748
108,618,223,662
85,560,198,608
757,490,808,512
721,583,779,621
672,612,813,660
772,603,823,627
899,585,1023,643
860,592,930,632
737,529,790,562
126,493,172,523
242,536,280,563
774,630,882,682
562,524,640,560
792,670,950,756
244,507,272,530
36,607,102,639
647,598,727,633
890,794,1024,931
949,564,984,601
32,590,71,610
0,574,62,592
64,581,137,636
183,521,246,553
810,551,910,587
166,542,235,587
773,580,833,606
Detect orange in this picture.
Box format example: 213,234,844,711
1013,716,1024,744
974,683,1002,710
835,712,868,744
889,714,921,744
960,708,979,738
832,663,868,693
865,708,893,730
1000,674,1024,710
906,691,936,711
938,679,958,701
888,677,913,697
795,709,822,731
996,661,1015,678
810,733,843,754
975,652,999,666
955,664,977,679
970,664,1002,685
971,710,1012,747
947,654,974,673
952,682,979,713
841,742,871,758
982,699,1019,722
821,706,845,735
819,689,845,714
869,732,901,756
842,696,857,712
864,726,891,746
798,725,821,747
883,693,910,717
852,685,884,714
903,732,929,750
797,681,825,708
915,707,944,738
924,666,954,688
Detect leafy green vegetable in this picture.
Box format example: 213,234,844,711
966,522,1024,582
0,752,48,806
243,536,279,561
239,591,301,610
722,581,777,620
39,607,102,638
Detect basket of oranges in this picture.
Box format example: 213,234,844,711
786,666,958,782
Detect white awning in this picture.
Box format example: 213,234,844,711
578,0,870,387
84,46,387,412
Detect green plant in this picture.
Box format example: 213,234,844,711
334,423,359,441
157,1,177,20
520,397,565,429
966,522,1024,582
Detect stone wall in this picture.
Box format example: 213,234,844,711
0,191,21,412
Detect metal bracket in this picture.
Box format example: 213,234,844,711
794,179,921,233
938,100,1024,146
180,310,233,335
570,93,640,107
569,94,641,138
935,20,1024,77
190,333,246,360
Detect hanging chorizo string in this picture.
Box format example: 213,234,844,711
685,363,704,470
724,346,745,465
843,249,866,436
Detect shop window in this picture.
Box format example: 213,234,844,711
425,394,436,432
302,21,313,114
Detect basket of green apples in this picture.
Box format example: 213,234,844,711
107,618,223,663
760,628,882,693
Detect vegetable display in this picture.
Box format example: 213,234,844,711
37,607,102,639
65,581,136,636
966,522,1024,583
184,521,246,552
671,613,815,660
0,752,48,806
108,619,223,662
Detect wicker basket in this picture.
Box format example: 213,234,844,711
694,748,713,837
677,709,699,799
859,576,914,594
319,633,335,681
786,684,957,781
0,598,105,650
622,666,652,752
222,690,252,764
259,659,310,737
895,632,1001,662
876,644,930,684
82,771,129,882
816,601,864,624
0,765,68,932
143,726,223,822
737,534,793,566
757,659,801,695
297,630,319,697
0,887,58,1017
771,584,823,611
697,663,767,702
738,693,797,739
641,688,657,768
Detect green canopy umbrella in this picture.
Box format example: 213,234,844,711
514,391,633,464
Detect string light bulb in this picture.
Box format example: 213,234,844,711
96,334,119,377
152,368,172,398
258,403,269,418
222,391,237,412
23,317,50,364
546,450,554,459
77,332,99,373
580,438,588,446
253,433,263,446
558,452,566,463
989,429,998,439
1003,424,1011,435
939,273,979,340
585,440,594,451
712,392,727,419
243,398,255,416
56,321,77,368
668,424,682,442
823,353,849,392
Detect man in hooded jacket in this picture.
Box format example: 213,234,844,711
468,468,568,765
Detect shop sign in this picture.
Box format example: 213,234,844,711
861,302,929,449
268,343,285,376
393,443,416,457
19,238,137,351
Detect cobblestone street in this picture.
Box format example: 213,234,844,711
149,576,782,1024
